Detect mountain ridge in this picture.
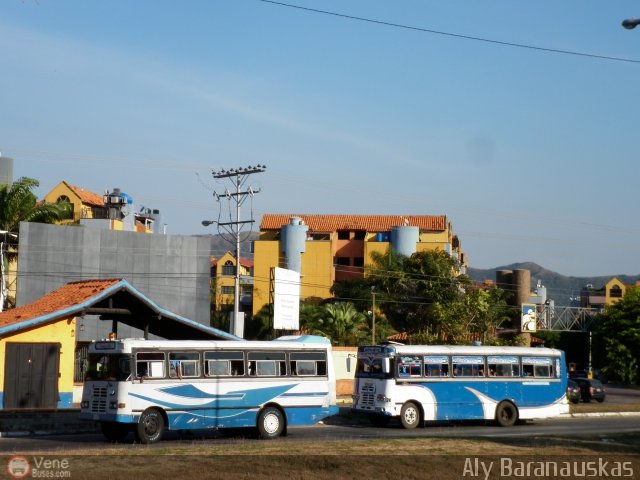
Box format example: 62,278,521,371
467,262,640,305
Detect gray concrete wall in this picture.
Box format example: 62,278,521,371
16,223,211,340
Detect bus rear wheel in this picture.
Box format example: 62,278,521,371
495,401,518,427
257,406,285,439
135,409,165,444
400,402,421,429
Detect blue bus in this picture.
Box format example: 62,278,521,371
80,335,338,443
352,344,569,428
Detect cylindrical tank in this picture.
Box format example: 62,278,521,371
512,269,531,307
0,154,14,185
150,209,163,234
390,226,419,256
495,270,514,304
281,217,308,273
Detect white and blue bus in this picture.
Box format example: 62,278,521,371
352,344,569,428
79,335,338,443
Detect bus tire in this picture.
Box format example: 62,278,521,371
257,406,285,440
135,408,165,444
400,402,421,429
100,422,130,442
495,401,518,427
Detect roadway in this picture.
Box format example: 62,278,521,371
0,385,638,453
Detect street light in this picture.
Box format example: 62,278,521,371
622,18,640,29
201,220,216,227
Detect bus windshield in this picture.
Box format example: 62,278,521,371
355,356,386,379
85,353,131,381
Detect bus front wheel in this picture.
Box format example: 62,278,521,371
495,401,518,427
257,406,285,439
136,409,165,444
400,402,421,429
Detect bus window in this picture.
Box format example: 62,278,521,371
397,355,422,377
487,356,519,377
452,356,484,377
522,357,552,378
169,352,200,378
204,351,245,376
136,352,165,379
424,356,449,377
86,354,131,381
248,352,286,376
290,351,327,376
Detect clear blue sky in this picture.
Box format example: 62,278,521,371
2,1,639,277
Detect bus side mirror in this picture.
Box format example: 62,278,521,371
346,355,356,373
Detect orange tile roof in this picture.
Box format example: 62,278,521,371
0,279,122,328
260,214,447,232
65,182,105,207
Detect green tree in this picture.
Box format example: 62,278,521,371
300,302,368,346
367,249,464,336
593,286,640,384
0,177,72,237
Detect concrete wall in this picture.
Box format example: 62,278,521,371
16,223,212,340
332,347,356,396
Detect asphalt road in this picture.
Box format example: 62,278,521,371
1,415,639,454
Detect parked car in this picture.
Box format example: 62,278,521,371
573,378,606,403
566,379,581,404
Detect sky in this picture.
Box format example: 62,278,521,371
1,0,639,277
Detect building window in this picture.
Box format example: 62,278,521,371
221,261,235,276
337,230,350,240
353,230,366,240
221,286,235,295
335,257,350,266
353,257,364,268
609,285,623,298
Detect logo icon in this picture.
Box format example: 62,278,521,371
7,456,30,479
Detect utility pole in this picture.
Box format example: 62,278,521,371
371,286,376,344
202,165,266,338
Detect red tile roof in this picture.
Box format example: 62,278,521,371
65,182,105,207
0,279,121,328
260,214,447,232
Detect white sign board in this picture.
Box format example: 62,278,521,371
521,304,537,333
273,267,301,330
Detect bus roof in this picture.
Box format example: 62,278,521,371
360,344,563,356
89,336,332,352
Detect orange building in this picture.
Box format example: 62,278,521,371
252,214,466,315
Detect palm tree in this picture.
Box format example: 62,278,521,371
0,177,71,235
0,177,71,310
322,302,367,346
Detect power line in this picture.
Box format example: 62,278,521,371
255,0,640,64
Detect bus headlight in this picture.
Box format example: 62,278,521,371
376,394,391,403
109,402,118,409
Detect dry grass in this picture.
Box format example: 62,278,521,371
11,434,640,480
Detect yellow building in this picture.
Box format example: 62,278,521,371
252,214,467,315
211,252,254,314
42,181,157,233
580,277,633,309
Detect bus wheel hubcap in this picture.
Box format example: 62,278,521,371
264,413,279,434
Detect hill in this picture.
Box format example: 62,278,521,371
467,262,640,306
